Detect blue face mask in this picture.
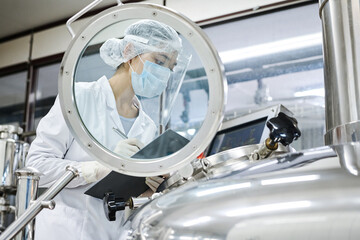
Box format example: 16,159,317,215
130,57,171,98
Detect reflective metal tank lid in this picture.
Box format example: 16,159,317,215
15,167,43,177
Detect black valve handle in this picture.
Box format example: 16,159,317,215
266,112,301,146
103,192,126,221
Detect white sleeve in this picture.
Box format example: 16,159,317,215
26,96,88,188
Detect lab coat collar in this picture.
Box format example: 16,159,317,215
96,76,123,132
97,76,117,110
96,76,147,137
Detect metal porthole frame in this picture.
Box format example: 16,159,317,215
59,3,227,176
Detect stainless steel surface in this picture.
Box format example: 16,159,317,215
59,3,227,176
129,197,150,209
0,125,23,140
0,139,29,192
0,139,16,192
0,166,79,240
160,145,335,196
319,0,360,175
123,151,349,239
0,125,30,233
14,167,41,240
219,146,337,179
320,0,360,134
200,143,290,179
0,195,15,233
332,142,360,176
40,200,55,210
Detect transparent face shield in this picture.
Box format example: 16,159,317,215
134,51,192,135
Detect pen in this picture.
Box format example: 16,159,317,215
112,127,128,139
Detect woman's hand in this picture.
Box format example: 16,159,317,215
113,138,144,157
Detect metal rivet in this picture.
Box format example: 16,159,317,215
87,143,92,148
159,165,163,168
188,32,193,37
152,12,157,16
121,164,125,168
65,71,69,75
210,68,215,72
67,110,71,114
113,14,117,18
81,36,86,40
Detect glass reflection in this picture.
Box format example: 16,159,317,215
74,19,208,159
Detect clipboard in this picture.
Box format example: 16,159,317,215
84,129,189,199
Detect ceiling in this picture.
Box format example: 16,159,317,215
1,0,313,42
0,0,126,41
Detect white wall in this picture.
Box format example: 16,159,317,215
0,0,308,69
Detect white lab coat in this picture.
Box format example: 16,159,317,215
26,76,157,240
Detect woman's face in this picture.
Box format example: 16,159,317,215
131,52,178,74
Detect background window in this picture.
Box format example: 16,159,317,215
34,62,61,128
0,71,27,126
201,3,324,150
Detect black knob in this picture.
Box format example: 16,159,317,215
103,192,126,221
266,112,301,146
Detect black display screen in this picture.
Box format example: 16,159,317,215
207,117,267,156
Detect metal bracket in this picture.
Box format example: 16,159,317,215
66,0,123,38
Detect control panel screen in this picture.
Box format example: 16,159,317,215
207,117,267,156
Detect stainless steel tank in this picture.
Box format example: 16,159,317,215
0,125,29,233
320,0,360,175
14,167,41,240
0,125,29,193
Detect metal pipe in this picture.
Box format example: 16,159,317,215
0,166,78,240
129,197,151,209
14,167,42,240
319,0,360,175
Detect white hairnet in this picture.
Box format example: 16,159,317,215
100,20,182,68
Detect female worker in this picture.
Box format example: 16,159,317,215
26,19,185,240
